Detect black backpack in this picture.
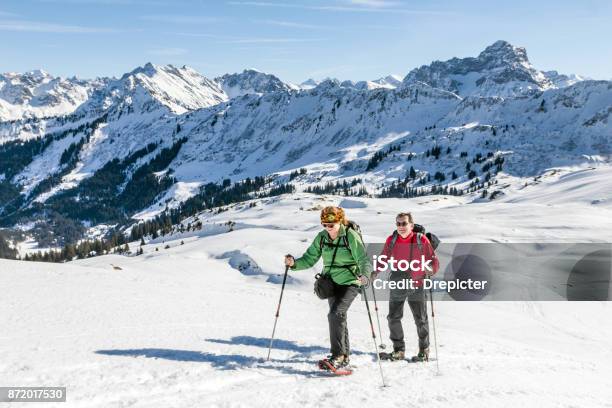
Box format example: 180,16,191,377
388,223,440,252
314,220,363,298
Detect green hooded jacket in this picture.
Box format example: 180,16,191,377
291,224,371,285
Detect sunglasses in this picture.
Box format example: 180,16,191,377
321,223,336,228
396,221,411,227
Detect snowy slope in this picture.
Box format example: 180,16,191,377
3,258,610,408
2,174,612,407
168,81,461,186
138,164,612,243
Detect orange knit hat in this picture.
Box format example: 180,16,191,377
320,206,345,224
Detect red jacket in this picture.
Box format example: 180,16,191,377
377,232,439,286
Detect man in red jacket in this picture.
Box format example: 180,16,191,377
375,212,439,361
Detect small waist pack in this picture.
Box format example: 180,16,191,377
314,273,335,299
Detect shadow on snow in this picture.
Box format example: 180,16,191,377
96,348,327,377
205,335,368,356
95,336,371,376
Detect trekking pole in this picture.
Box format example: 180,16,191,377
427,274,441,375
266,265,290,361
370,281,386,349
362,283,387,387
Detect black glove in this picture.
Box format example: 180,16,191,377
284,254,295,267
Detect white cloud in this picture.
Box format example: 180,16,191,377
344,0,399,7
139,15,221,24
0,19,121,33
165,32,222,38
228,1,451,15
37,0,159,4
253,19,324,30
222,37,324,44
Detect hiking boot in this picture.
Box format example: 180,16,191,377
413,348,429,362
379,348,406,361
390,350,405,361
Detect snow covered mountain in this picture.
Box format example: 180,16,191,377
0,70,106,121
216,69,298,99
158,77,610,213
168,80,461,187
0,63,228,123
0,41,609,246
0,63,232,226
0,63,228,142
402,40,584,97
298,78,322,90
104,63,228,114
306,75,402,91
543,70,588,88
371,74,403,89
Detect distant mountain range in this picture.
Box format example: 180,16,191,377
1,40,610,246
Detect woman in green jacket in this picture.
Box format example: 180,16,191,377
284,206,371,370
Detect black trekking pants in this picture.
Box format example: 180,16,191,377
327,282,360,357
387,289,429,352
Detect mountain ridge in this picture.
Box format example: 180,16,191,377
0,41,609,246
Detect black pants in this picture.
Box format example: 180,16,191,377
387,289,429,352
327,282,360,357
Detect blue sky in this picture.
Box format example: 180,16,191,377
0,0,610,83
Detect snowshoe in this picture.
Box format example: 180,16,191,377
317,355,332,370
318,355,353,375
